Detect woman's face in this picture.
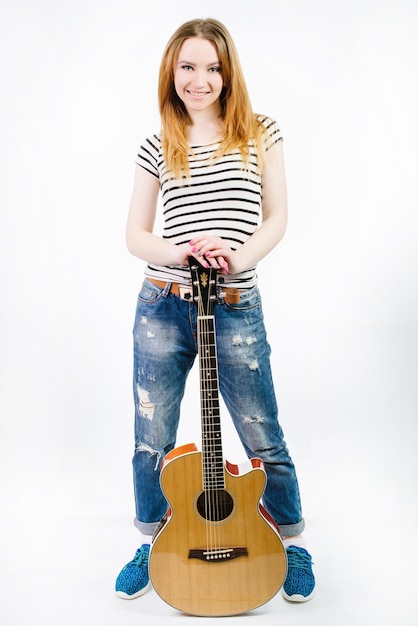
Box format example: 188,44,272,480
173,37,223,116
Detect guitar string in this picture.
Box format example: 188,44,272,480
210,273,223,554
207,305,221,555
213,272,228,554
198,281,212,557
197,269,226,557
211,307,224,551
197,278,212,555
202,284,218,555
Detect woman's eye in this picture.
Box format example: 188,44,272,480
181,65,193,71
209,66,221,72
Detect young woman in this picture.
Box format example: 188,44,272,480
115,18,315,604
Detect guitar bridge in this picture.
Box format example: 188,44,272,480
188,547,248,562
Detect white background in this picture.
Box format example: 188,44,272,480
1,0,417,624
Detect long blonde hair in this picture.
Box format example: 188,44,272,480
158,18,266,178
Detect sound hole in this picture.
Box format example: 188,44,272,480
196,490,234,521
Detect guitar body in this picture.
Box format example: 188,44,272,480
149,445,287,616
149,260,286,615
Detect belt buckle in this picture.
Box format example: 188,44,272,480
178,285,193,301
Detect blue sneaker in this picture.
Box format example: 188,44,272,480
282,546,315,602
115,544,151,599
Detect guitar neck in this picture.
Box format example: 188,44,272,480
197,313,225,491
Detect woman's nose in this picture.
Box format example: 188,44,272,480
191,71,205,87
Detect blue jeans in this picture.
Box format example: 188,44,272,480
131,279,305,538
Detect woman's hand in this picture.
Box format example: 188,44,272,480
180,235,232,275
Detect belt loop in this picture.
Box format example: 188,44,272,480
162,281,172,298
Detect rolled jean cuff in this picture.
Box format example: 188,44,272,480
278,518,305,538
134,517,160,536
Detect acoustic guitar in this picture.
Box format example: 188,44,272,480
149,258,287,616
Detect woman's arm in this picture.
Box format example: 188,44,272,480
190,140,288,274
233,139,288,272
126,165,187,266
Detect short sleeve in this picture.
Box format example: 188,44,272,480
257,115,283,151
135,134,161,179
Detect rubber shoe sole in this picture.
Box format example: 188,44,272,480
282,587,315,602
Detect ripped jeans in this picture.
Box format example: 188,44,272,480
131,278,304,538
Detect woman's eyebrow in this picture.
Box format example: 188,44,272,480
177,59,220,67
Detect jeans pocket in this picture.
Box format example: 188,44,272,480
137,279,164,304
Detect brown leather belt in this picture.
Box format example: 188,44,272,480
147,278,242,304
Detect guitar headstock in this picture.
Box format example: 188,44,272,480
188,257,218,316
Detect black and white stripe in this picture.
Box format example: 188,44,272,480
135,115,282,288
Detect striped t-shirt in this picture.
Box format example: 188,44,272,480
136,115,282,288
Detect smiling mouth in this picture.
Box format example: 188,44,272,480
187,90,209,97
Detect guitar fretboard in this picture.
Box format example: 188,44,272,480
198,315,225,491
